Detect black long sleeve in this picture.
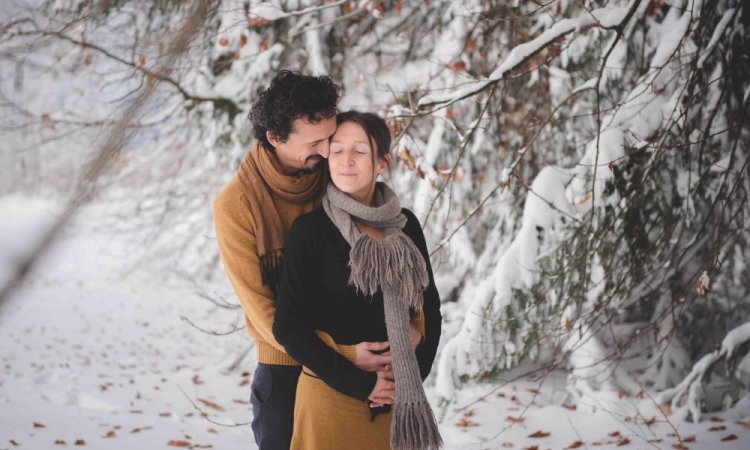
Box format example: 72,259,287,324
402,209,443,380
273,207,442,401
273,213,377,401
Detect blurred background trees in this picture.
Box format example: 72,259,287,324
2,0,747,421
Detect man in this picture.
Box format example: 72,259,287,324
213,70,412,449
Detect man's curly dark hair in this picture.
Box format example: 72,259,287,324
249,70,340,152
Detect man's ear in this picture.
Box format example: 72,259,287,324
266,131,279,148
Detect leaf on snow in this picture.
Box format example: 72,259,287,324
168,440,191,447
720,434,738,441
74,438,86,445
528,431,550,438
707,425,726,432
198,398,224,411
33,422,46,428
567,440,584,448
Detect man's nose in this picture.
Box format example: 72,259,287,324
317,141,330,158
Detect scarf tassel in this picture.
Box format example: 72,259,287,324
391,400,444,450
348,234,429,309
259,249,283,291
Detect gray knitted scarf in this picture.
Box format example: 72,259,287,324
323,181,443,450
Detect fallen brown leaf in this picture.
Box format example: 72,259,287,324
523,446,539,450
526,388,540,394
720,434,738,441
709,416,723,422
683,435,696,442
10,440,20,446
567,440,584,448
672,444,689,450
167,440,191,447
74,438,86,445
609,431,621,437
506,415,524,423
33,422,46,428
616,437,630,446
159,412,171,417
104,430,116,438
192,374,203,385
207,428,218,434
707,425,726,432
198,399,224,412
455,418,479,427
562,403,577,410
54,439,66,445
501,443,514,448
528,431,550,438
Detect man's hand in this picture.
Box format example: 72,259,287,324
354,341,392,372
368,369,395,408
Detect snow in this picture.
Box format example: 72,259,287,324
2,189,749,448
698,8,736,68
418,7,629,108
722,322,750,359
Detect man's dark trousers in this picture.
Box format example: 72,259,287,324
250,363,302,450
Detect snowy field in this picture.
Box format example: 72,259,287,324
1,195,748,450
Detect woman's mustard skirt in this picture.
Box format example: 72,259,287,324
291,369,392,450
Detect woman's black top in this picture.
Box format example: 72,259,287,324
273,207,442,401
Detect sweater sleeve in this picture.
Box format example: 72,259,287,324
212,186,288,355
403,209,443,381
273,215,377,401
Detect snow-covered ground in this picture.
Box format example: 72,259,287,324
1,195,748,449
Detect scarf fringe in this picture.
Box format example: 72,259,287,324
259,249,283,292
348,234,429,309
391,400,444,450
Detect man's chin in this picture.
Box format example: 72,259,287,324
296,158,324,175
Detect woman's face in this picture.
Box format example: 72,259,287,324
328,121,387,205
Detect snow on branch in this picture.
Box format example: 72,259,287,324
417,6,631,109
658,321,750,422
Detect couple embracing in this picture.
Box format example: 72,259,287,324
214,70,442,450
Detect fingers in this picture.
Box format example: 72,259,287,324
363,341,390,354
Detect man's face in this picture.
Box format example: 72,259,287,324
268,116,337,175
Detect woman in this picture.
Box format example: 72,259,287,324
273,111,443,450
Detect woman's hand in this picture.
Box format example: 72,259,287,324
368,369,395,408
354,341,392,371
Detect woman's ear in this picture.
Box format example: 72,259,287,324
376,154,392,174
